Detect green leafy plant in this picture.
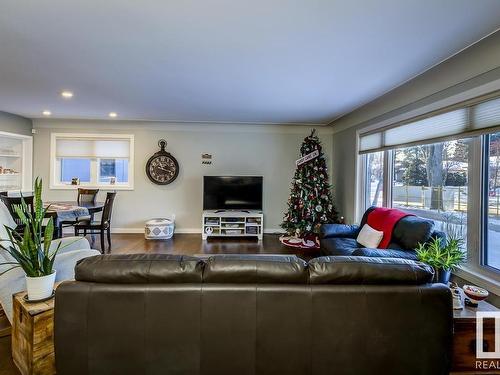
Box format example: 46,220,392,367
416,235,465,272
0,178,61,277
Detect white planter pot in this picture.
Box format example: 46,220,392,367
25,271,56,301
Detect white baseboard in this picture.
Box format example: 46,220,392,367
264,229,286,234
63,227,286,235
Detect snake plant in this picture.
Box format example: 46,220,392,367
0,178,61,277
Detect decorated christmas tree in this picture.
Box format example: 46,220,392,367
281,129,339,247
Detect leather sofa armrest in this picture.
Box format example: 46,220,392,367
352,247,418,261
319,224,360,239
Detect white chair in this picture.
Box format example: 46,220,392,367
0,201,100,323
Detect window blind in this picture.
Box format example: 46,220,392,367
56,138,130,158
359,94,500,154
359,132,383,151
471,97,500,130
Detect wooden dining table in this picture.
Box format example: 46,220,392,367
44,201,105,238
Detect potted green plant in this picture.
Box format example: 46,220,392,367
416,234,465,284
0,178,61,300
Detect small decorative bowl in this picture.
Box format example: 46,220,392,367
463,285,489,307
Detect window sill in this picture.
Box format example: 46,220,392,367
454,266,500,297
49,184,134,191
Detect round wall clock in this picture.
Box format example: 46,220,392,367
146,139,179,185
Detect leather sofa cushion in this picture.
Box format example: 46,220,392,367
319,238,359,256
319,224,360,239
308,256,434,285
202,254,308,284
75,254,204,283
392,216,435,250
352,248,418,261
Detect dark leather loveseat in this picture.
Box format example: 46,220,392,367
55,253,452,375
320,207,446,260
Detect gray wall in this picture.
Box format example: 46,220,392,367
0,111,32,136
32,119,333,232
331,30,500,223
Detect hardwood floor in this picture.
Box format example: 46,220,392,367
89,232,319,259
0,336,18,375
0,233,318,375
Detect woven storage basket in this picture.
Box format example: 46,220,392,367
145,218,175,240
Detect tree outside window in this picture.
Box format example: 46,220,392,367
392,139,469,242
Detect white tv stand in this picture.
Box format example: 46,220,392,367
202,210,263,241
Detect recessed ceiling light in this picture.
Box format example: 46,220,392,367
42,110,51,116
61,91,73,99
108,112,117,118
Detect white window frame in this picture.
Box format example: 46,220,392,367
50,133,134,190
358,149,393,215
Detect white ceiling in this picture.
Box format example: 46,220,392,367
1,0,500,125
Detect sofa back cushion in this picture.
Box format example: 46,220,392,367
308,256,434,284
360,206,376,228
75,254,204,283
74,254,434,286
392,216,435,250
202,254,308,284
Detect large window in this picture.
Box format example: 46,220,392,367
51,134,134,189
359,94,500,287
484,133,500,271
391,139,470,239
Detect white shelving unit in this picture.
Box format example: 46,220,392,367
202,210,263,241
0,131,32,193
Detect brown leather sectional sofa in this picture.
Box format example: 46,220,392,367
55,254,452,375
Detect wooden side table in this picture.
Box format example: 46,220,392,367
451,293,499,374
11,286,58,375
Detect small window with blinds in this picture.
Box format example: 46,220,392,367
50,134,134,189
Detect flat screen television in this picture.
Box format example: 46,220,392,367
203,176,263,211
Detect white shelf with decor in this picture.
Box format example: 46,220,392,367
202,210,263,240
0,131,33,193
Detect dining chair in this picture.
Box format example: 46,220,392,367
0,194,35,234
77,188,99,205
58,188,100,235
74,192,116,253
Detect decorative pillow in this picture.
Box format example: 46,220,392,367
356,224,384,249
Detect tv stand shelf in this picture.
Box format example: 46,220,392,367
202,210,263,240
